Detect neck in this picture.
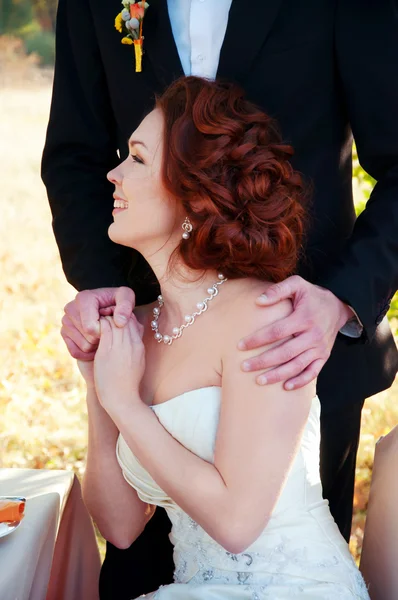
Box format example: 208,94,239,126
142,247,224,328
158,266,224,328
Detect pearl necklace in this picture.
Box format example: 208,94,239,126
151,273,227,345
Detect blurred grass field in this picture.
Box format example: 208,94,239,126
0,44,397,565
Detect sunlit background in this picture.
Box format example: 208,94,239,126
0,6,397,564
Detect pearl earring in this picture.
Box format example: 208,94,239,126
182,217,193,239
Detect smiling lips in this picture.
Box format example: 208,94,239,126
113,199,128,209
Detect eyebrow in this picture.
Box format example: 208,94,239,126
127,138,148,150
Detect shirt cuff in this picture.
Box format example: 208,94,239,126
339,305,364,338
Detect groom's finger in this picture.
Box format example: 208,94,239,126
282,358,324,390
255,348,320,387
99,307,114,316
72,290,102,338
255,275,304,306
63,299,99,345
239,312,303,354
61,315,98,354
73,287,135,338
113,287,136,327
241,332,314,373
61,330,96,361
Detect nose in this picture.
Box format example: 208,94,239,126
107,164,121,185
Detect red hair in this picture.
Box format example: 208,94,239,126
156,77,307,282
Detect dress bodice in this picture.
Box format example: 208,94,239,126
117,387,322,514
116,387,369,599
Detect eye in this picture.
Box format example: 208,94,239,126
130,154,144,165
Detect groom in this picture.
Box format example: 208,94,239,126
42,1,398,598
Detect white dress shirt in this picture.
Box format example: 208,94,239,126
167,0,232,79
166,0,363,337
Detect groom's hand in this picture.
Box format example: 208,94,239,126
238,276,354,390
61,286,135,361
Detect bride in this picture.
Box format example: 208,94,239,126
75,76,369,599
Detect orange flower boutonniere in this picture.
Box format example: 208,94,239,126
114,1,150,72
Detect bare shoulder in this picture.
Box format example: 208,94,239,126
220,278,293,346
219,278,316,401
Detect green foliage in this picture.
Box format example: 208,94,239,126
389,294,398,322
30,0,58,32
352,144,398,324
24,29,55,65
352,145,376,204
354,197,366,218
1,0,56,64
1,0,36,35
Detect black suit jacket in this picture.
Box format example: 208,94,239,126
42,0,398,410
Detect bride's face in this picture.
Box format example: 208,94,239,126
107,109,181,253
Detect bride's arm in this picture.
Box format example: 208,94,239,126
82,387,155,548
108,299,314,553
359,426,398,600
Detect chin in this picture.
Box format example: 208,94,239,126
108,223,137,249
107,222,123,245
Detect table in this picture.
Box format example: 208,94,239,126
0,468,101,600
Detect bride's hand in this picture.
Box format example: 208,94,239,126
76,359,95,389
94,314,146,418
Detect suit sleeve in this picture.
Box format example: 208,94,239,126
316,0,398,343
41,0,136,292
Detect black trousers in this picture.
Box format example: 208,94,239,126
98,399,365,600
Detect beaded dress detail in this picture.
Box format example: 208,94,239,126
116,387,370,599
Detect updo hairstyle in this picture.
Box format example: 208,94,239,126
155,76,307,282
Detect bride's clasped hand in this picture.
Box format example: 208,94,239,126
77,314,146,417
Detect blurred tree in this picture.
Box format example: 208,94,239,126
24,28,55,65
0,0,57,64
31,0,57,32
1,0,35,35
352,144,376,215
0,0,57,35
353,144,397,324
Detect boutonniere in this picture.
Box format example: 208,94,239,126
114,1,150,72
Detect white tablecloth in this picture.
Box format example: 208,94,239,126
0,468,101,600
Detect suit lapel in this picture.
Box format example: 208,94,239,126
217,0,285,82
143,0,184,89
142,0,284,88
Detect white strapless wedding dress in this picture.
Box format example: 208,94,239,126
116,387,370,599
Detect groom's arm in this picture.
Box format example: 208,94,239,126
316,0,398,343
41,0,134,292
